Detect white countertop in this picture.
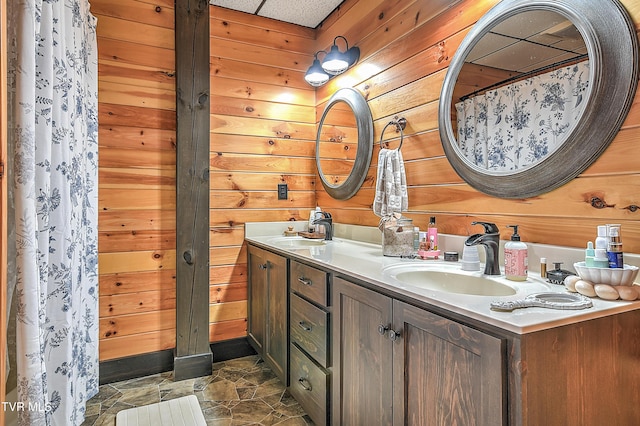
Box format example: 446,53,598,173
245,222,640,335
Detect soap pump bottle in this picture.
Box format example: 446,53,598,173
504,225,528,281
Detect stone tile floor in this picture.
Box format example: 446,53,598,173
81,355,313,426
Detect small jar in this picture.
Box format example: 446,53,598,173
383,217,415,257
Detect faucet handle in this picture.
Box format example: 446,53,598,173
471,221,499,234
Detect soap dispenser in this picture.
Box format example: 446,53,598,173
505,225,528,281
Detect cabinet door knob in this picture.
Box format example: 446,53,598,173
297,277,312,286
389,329,402,341
298,377,312,391
259,264,268,270
378,324,389,335
298,321,312,332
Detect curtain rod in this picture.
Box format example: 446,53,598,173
459,53,588,101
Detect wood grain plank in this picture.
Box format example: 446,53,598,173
100,309,176,339
209,282,247,304
97,38,175,70
211,134,315,157
97,15,174,50
91,0,174,29
210,153,315,173
209,264,247,285
210,76,315,106
100,289,176,317
99,229,176,253
100,270,176,296
209,301,247,323
209,172,315,191
99,188,176,211
99,329,176,360
99,249,177,274
209,318,247,343
99,209,176,232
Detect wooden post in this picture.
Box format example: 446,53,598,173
174,0,212,381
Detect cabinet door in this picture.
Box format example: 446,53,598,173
247,245,267,353
265,250,288,384
392,300,506,426
332,277,394,426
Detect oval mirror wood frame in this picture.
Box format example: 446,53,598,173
316,88,374,200
438,0,639,199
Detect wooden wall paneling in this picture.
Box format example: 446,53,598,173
174,0,212,380
209,7,318,342
310,0,640,256
94,0,178,361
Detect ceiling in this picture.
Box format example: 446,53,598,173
467,10,587,73
209,0,345,28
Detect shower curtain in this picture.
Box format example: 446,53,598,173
455,60,590,171
7,0,99,424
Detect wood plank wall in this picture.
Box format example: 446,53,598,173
93,0,177,361
209,7,317,343
87,0,640,360
314,0,640,253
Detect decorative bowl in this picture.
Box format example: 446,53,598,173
573,262,639,286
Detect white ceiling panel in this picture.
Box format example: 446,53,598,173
210,0,344,28
210,0,263,15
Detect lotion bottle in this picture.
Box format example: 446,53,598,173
504,225,528,281
427,216,438,250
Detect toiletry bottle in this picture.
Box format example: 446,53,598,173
413,227,420,251
607,224,624,268
504,225,528,281
540,257,547,278
585,241,595,267
308,209,316,233
595,225,608,251
314,206,325,235
427,216,438,250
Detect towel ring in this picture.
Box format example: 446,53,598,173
380,116,407,150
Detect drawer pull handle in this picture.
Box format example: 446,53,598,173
298,277,313,286
389,329,402,341
378,324,389,335
258,264,268,270
298,321,312,332
298,377,312,391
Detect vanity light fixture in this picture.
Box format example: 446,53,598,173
304,36,360,87
322,36,359,75
304,51,330,87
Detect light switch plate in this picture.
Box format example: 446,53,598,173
277,183,288,200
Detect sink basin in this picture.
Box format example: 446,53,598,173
267,236,328,248
383,264,517,296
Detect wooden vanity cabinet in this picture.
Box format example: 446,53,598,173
332,276,506,426
288,260,331,425
247,244,288,384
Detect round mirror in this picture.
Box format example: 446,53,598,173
316,88,373,200
439,0,638,198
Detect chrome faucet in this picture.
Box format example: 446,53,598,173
313,211,333,240
465,221,500,275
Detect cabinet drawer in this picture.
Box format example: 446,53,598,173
290,293,329,368
290,261,328,306
290,343,329,426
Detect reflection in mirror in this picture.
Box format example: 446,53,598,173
452,10,589,172
317,100,358,187
316,88,373,200
438,0,639,199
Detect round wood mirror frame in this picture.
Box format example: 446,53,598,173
438,0,639,199
316,88,374,200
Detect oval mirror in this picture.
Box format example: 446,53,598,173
316,88,373,200
439,0,638,199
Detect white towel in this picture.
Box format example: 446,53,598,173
373,148,408,217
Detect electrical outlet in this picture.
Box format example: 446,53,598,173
277,183,288,200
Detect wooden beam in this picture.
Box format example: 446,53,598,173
174,0,212,381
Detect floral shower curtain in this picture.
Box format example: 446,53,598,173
7,0,99,424
455,60,590,171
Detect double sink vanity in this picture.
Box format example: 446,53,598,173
245,221,640,426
